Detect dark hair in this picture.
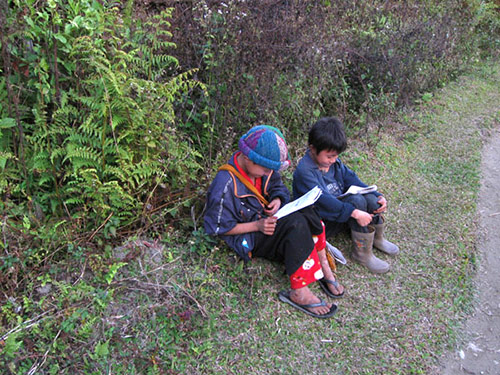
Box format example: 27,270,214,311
308,117,347,153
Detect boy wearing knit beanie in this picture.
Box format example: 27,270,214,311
204,125,344,318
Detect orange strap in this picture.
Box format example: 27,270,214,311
218,164,270,207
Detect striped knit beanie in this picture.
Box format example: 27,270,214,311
238,125,291,171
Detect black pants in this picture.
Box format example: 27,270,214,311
252,206,323,276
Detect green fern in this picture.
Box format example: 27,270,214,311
2,0,207,240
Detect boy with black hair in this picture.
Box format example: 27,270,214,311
204,125,343,318
293,117,399,274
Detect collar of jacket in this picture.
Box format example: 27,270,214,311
228,153,273,205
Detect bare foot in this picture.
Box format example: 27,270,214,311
324,275,344,296
317,249,345,296
290,286,333,316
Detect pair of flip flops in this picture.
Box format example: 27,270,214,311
278,290,337,319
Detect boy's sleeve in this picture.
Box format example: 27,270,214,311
203,173,240,236
293,165,356,223
266,171,290,205
203,172,257,262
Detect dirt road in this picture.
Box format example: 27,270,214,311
440,126,500,374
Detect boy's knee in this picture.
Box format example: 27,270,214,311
282,211,309,231
364,193,380,213
345,194,367,211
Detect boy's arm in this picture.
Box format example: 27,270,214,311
316,188,356,223
293,166,356,223
204,174,243,236
225,217,277,236
204,172,278,237
266,171,290,205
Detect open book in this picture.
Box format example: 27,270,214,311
337,185,377,199
274,186,322,220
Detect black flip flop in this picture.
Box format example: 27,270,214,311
318,278,345,299
278,290,337,319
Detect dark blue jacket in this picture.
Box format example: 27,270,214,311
292,150,380,223
204,152,290,260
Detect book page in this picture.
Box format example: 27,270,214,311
337,185,377,199
274,186,322,220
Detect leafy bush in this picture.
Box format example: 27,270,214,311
167,0,497,147
467,0,500,57
0,1,206,256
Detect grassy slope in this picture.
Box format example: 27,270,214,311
174,62,500,375
2,63,499,374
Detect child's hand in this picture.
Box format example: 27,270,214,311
352,209,373,227
373,196,387,214
264,198,281,216
257,217,278,236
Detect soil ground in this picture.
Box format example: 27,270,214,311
440,125,500,374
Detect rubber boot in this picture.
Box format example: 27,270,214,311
372,217,399,256
351,227,390,274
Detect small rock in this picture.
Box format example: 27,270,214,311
36,283,52,296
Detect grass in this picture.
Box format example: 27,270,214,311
1,61,500,374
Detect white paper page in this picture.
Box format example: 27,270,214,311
337,184,377,199
274,186,322,219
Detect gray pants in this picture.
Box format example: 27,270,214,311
324,193,382,236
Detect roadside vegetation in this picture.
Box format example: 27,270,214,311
1,1,499,374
